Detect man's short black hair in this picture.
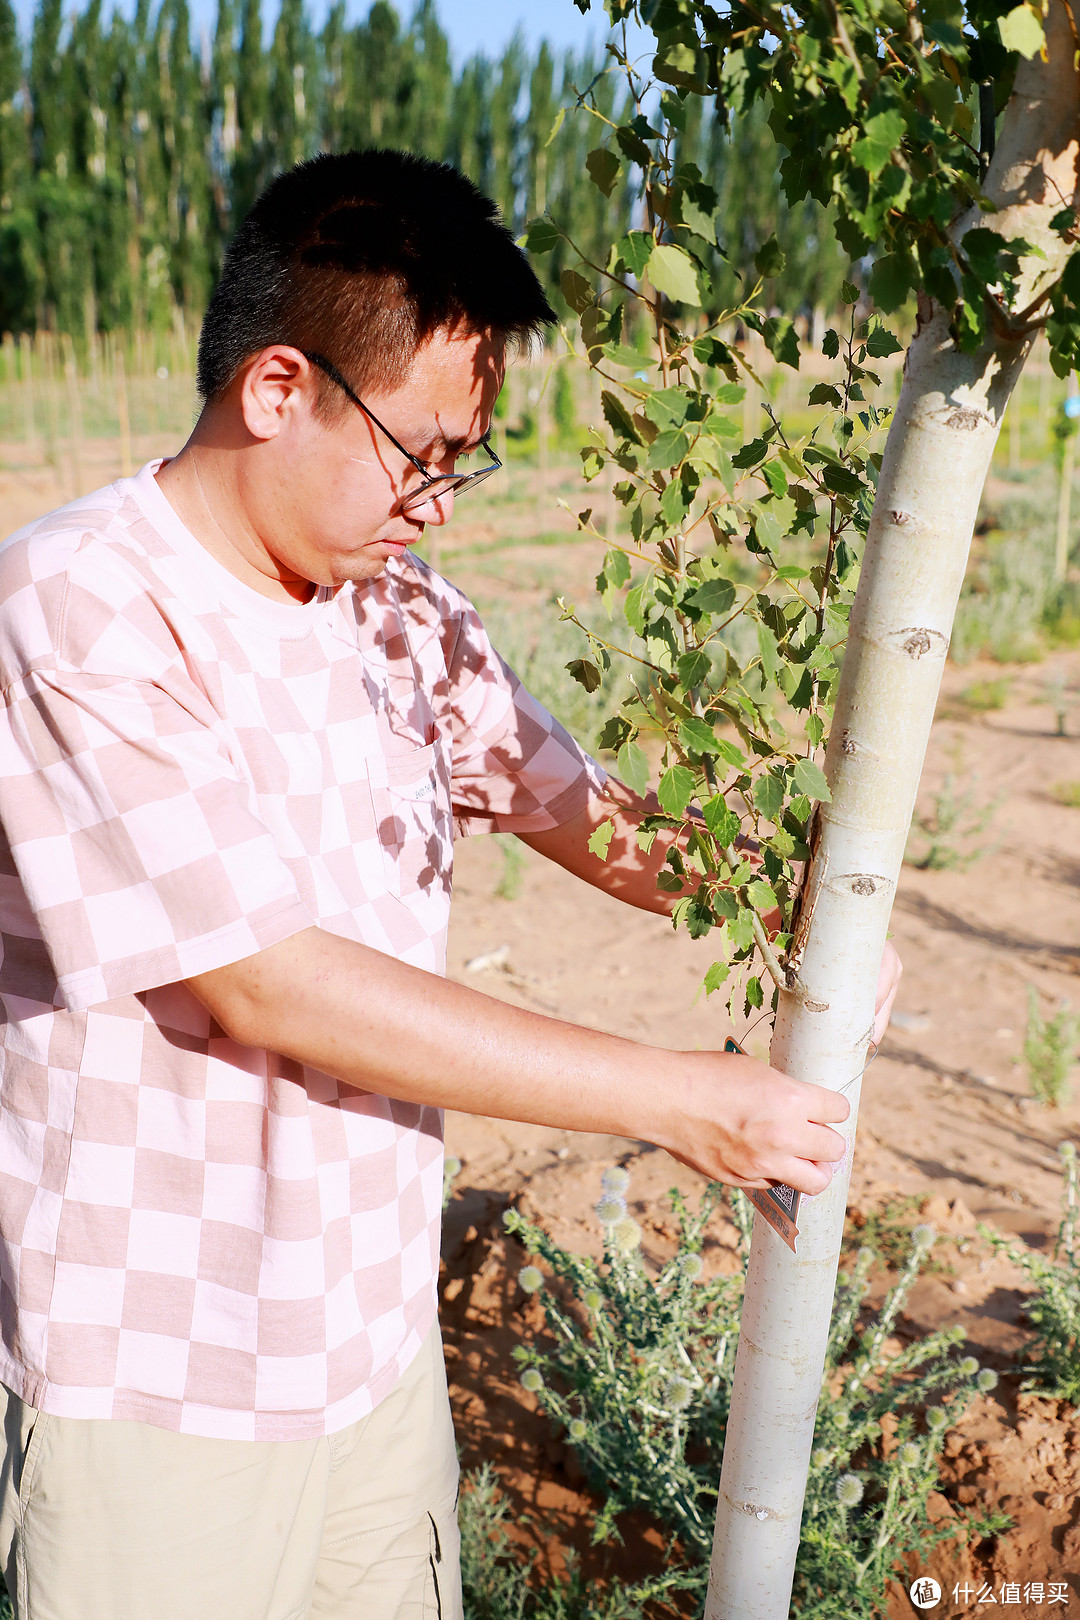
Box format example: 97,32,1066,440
197,149,556,407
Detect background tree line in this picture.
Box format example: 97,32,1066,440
0,0,850,342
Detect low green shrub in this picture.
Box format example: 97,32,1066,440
1023,986,1078,1108
958,678,1011,712
487,1171,994,1619
1051,779,1080,807
980,1143,1080,1404
904,774,1000,871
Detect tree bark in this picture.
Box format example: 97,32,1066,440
706,9,1080,1614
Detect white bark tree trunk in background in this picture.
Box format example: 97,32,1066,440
706,12,1080,1615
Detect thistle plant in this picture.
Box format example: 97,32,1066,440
981,1142,1080,1405
505,1170,992,1617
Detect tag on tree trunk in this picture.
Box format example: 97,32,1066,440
724,1038,801,1253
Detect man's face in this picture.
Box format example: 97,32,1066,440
240,325,505,591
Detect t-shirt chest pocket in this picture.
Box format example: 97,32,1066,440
368,738,452,900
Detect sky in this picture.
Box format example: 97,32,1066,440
14,0,651,61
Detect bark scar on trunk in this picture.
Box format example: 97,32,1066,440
831,872,895,898
887,626,949,660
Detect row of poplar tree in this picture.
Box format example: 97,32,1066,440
0,0,852,340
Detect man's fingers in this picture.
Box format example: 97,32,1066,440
800,1081,851,1126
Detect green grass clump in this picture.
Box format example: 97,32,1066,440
486,1175,992,1619
981,1143,1080,1405
1024,986,1078,1108
1050,780,1080,808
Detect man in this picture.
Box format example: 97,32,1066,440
0,150,898,1619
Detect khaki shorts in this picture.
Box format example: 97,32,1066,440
0,1325,461,1620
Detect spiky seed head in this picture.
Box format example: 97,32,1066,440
520,1368,543,1394
517,1265,544,1295
835,1473,864,1508
680,1252,704,1280
811,1448,830,1468
856,1246,875,1267
583,1288,603,1312
594,1193,627,1225
959,1356,979,1378
977,1367,999,1393
443,1155,462,1178
601,1166,631,1194
833,1409,850,1429
568,1418,587,1442
611,1217,642,1255
663,1376,694,1413
926,1406,948,1431
1060,1140,1077,1161
911,1223,936,1251
898,1442,921,1469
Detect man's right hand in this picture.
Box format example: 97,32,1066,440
648,1049,849,1195
186,925,850,1197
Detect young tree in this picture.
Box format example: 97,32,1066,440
528,0,1080,1611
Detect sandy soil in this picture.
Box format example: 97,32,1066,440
3,457,1079,1616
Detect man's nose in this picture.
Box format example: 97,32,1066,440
408,485,456,525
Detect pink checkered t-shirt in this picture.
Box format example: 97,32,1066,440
0,460,603,1439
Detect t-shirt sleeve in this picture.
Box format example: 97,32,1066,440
0,665,313,1012
444,598,607,836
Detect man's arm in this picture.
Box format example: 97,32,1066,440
185,926,849,1194
520,782,903,1043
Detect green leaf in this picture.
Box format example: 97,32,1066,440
678,649,711,688
840,281,860,305
703,961,730,996
524,218,560,254
999,3,1046,57
680,194,717,241
597,715,631,752
821,462,864,497
753,773,785,822
560,268,592,314
822,328,841,359
761,315,800,370
601,390,640,443
689,578,736,616
851,110,905,179
645,428,691,473
615,231,653,279
747,878,777,913
647,243,702,307
546,107,566,146
657,765,696,817
680,717,722,755
566,657,602,693
791,756,832,802
865,323,903,358
868,252,911,314
715,738,746,768
808,383,842,407
732,436,769,469
603,548,631,588
645,388,691,430
754,234,786,278
745,974,765,1012
761,460,788,499
586,147,621,198
703,796,741,845
805,714,825,749
616,740,649,796
588,819,615,860
624,581,653,634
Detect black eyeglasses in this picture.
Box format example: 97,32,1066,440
302,350,501,513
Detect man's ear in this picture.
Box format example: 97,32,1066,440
237,346,317,442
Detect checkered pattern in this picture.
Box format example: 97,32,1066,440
0,462,603,1439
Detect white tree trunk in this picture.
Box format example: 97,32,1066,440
706,11,1080,1614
